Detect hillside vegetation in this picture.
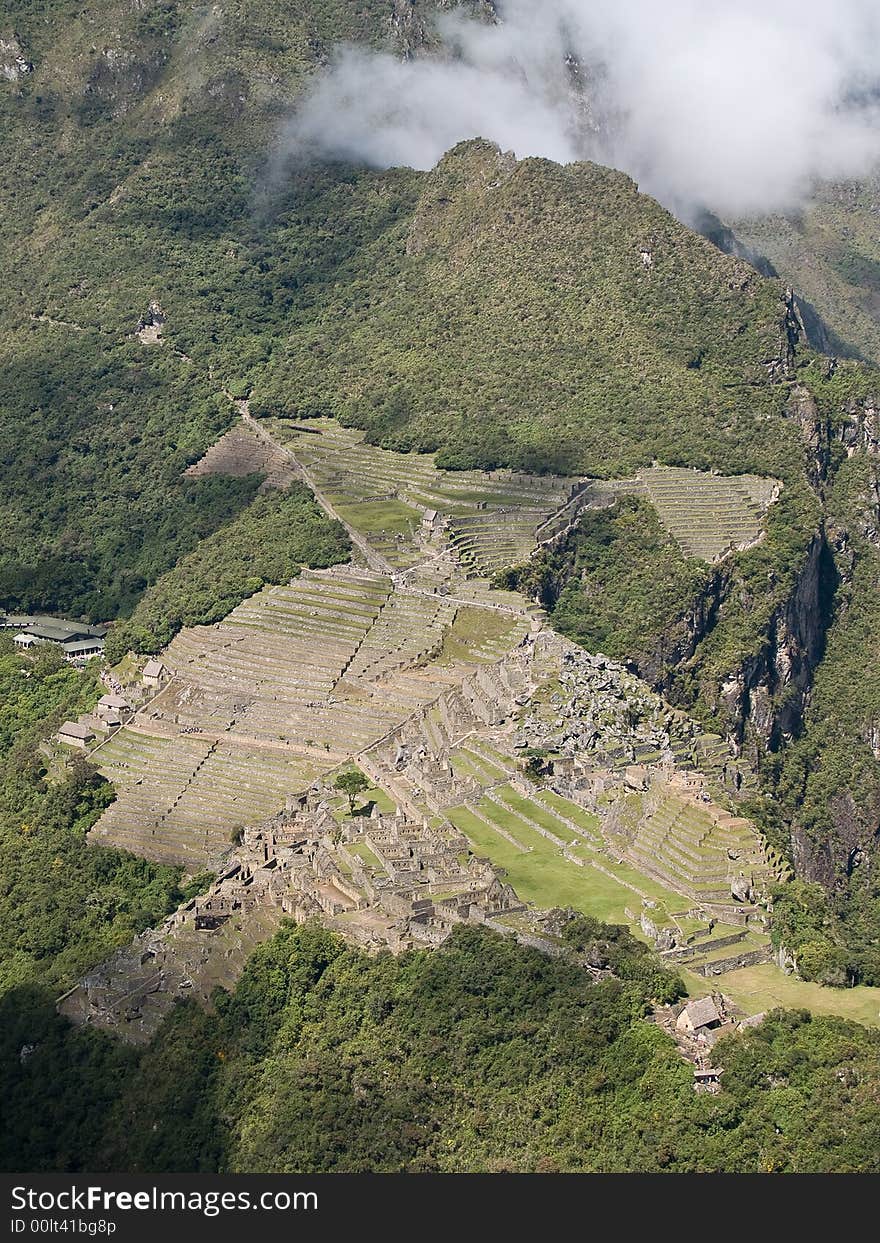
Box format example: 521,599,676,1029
103,484,350,659
4,0,880,1142
254,140,804,477
733,176,880,367
0,0,442,620
5,921,880,1173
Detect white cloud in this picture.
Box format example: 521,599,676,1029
280,0,880,218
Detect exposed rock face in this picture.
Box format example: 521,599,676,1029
787,383,832,485
635,566,727,692
855,465,880,550
787,384,880,486
792,784,880,891
135,300,166,345
730,876,752,903
718,532,836,755
82,42,170,117
759,287,811,382
636,528,835,758
841,396,880,458
0,35,33,82
390,1,498,60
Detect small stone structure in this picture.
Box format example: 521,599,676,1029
57,721,94,749
135,301,166,346
142,659,166,687
60,784,523,1041
676,995,722,1035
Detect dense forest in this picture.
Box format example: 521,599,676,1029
4,920,880,1174
0,0,424,622
498,496,714,670
0,329,261,619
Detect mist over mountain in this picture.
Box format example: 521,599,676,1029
282,0,880,219
5,0,880,1181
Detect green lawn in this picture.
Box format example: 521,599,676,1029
682,963,880,1027
448,804,649,928
496,787,580,842
469,739,516,768
452,803,880,1027
539,790,602,835
458,749,509,782
454,796,695,932
334,498,422,539
363,785,396,815
348,840,381,869
449,754,490,786
327,767,396,822
569,842,695,914
686,933,768,965
436,606,522,665
476,800,545,847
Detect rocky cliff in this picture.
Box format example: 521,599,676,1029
710,532,836,757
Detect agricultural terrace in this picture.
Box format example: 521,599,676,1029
79,414,820,1018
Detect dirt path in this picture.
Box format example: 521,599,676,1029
239,406,395,575
122,718,345,763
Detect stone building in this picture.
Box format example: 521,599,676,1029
142,659,166,687
57,721,95,749
676,995,722,1036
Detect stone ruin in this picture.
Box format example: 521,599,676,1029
58,784,524,1042
653,992,767,1092
61,412,787,1046
517,647,699,769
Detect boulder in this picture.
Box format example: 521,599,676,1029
731,876,752,903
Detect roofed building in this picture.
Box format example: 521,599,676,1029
8,615,107,660
98,693,131,712
64,638,104,662
57,721,95,749
0,614,40,629
676,996,722,1035
142,659,166,687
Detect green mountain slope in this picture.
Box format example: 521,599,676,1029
253,139,801,477
731,177,880,366
0,0,448,616
2,0,880,1020
7,921,880,1173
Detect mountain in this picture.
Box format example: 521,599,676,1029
3,0,880,1175
730,176,880,367
3,0,880,968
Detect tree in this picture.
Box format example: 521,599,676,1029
522,752,552,783
334,770,370,815
32,645,66,678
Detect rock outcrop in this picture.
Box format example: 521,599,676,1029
0,34,33,82
713,531,836,755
